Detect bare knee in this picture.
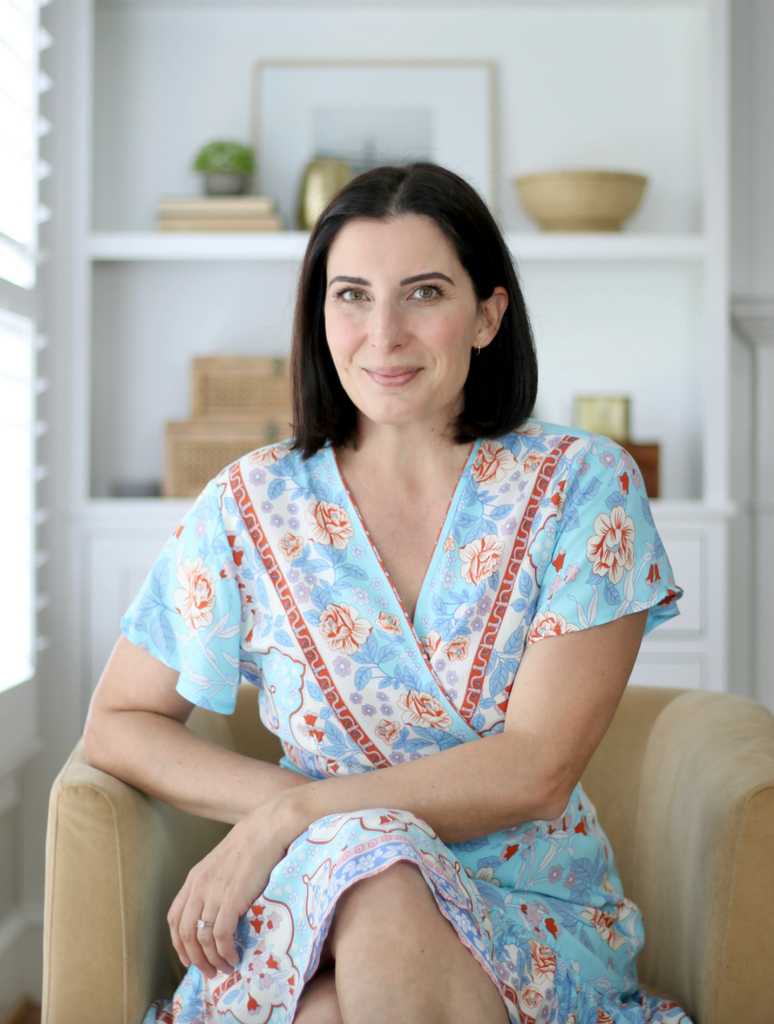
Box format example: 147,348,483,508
294,968,342,1024
328,860,431,951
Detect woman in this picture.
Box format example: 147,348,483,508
85,163,689,1024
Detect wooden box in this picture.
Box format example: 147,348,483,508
622,442,660,499
164,416,293,497
192,356,291,420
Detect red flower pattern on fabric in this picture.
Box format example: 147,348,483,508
306,501,355,549
460,534,505,586
420,629,442,660
376,612,402,636
586,506,636,585
375,719,401,745
318,602,372,654
443,636,470,662
278,532,305,561
250,447,279,466
471,439,517,484
398,689,453,730
528,610,581,644
173,556,216,632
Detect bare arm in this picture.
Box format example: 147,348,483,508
278,608,648,842
165,609,647,977
83,634,312,824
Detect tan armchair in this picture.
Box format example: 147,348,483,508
43,687,774,1024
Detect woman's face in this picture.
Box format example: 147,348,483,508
323,214,508,437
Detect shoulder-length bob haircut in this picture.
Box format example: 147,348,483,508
290,162,538,458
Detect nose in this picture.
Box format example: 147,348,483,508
369,299,407,352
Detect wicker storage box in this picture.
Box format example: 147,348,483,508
164,416,293,497
192,356,291,420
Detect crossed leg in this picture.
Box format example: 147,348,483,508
293,861,509,1024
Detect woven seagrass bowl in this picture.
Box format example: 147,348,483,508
513,170,648,232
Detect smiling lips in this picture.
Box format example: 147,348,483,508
365,366,423,387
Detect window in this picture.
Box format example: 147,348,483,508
0,0,49,692
0,0,50,290
0,310,36,692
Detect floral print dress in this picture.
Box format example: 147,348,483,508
123,421,690,1024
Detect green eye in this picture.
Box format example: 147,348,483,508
415,285,437,299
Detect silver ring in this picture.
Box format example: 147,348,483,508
197,919,214,930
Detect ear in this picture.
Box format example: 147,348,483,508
474,286,510,351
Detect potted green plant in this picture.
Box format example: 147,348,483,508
193,141,256,196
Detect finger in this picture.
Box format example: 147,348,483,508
168,886,192,967
178,902,218,980
212,905,241,969
197,907,239,976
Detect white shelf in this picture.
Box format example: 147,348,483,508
508,233,706,262
89,231,311,261
89,230,707,263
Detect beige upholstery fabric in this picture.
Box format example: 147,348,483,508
43,687,774,1024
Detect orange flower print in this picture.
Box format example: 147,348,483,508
174,557,216,632
550,479,567,519
598,1012,615,1024
279,532,305,561
460,534,505,586
528,611,580,644
249,447,279,467
523,453,543,474
520,986,543,1010
376,612,403,636
421,630,442,660
318,602,372,654
529,939,557,984
398,690,453,730
471,439,517,485
579,907,626,951
586,506,636,584
443,636,470,662
443,534,456,553
306,501,355,550
375,719,401,745
646,562,661,586
519,420,544,437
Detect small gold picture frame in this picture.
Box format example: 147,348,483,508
573,396,630,444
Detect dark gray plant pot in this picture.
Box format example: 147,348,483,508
205,172,248,195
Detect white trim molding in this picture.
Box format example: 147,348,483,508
732,297,774,345
0,904,43,963
731,296,774,710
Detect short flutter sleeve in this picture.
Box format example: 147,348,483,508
528,442,682,645
121,479,257,714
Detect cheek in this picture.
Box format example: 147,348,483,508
324,306,362,361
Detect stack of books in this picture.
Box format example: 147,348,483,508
157,196,283,232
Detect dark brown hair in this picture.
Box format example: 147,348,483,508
290,162,538,458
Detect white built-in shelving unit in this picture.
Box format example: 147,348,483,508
65,0,735,708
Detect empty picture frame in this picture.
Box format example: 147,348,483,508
253,61,496,228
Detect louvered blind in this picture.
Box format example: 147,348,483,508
0,309,35,691
0,0,51,289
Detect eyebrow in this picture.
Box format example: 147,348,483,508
327,271,455,289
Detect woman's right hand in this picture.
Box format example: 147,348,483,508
167,790,308,978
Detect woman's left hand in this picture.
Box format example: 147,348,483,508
167,793,302,979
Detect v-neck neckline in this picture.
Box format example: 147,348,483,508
329,439,481,633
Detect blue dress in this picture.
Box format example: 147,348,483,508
123,422,691,1024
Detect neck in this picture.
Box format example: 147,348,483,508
339,413,471,486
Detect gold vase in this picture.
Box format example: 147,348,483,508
298,159,353,230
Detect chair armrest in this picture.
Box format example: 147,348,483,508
42,740,229,1024
632,691,774,1024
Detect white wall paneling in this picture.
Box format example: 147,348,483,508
731,299,774,710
